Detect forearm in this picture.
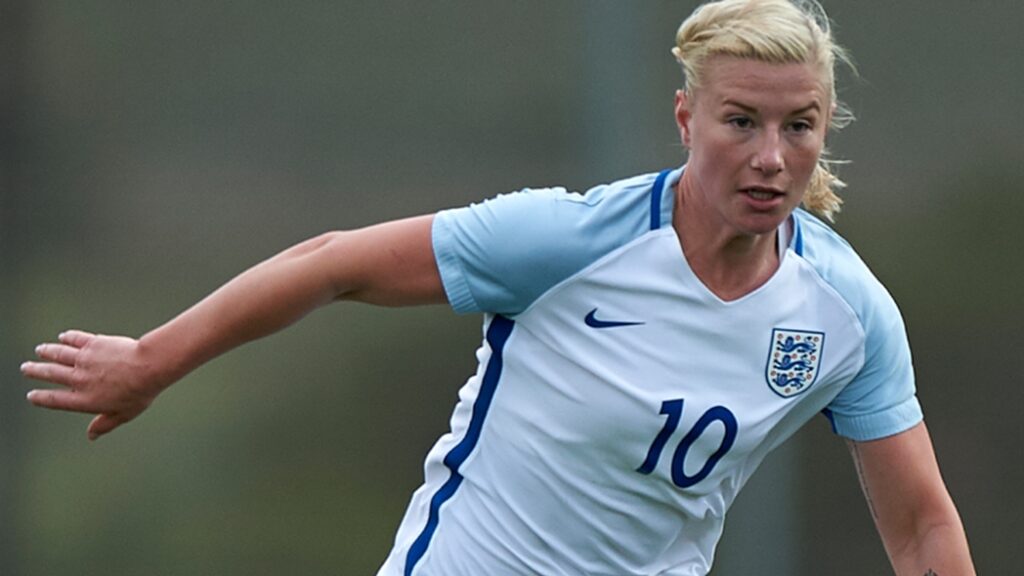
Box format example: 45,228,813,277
138,233,346,386
848,426,975,576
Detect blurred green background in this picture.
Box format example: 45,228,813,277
3,1,1020,574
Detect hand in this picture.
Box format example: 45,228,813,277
22,330,166,440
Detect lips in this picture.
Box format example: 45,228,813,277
741,186,784,200
740,186,786,209
745,186,782,199
746,189,777,201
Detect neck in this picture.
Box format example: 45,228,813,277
673,178,782,301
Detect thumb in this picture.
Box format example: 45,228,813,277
87,414,121,441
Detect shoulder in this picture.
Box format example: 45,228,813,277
437,170,666,231
791,209,899,321
433,169,677,314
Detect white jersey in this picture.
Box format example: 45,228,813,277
377,167,922,576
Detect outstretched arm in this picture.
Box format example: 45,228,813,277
848,422,975,576
21,214,445,440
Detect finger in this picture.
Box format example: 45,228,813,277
20,361,77,387
26,388,98,414
33,343,81,367
87,414,121,440
59,330,96,348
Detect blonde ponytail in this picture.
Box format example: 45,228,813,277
804,163,844,222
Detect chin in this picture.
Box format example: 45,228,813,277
735,213,789,237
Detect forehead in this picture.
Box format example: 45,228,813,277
696,56,829,110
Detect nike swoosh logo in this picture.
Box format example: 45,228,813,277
584,308,645,329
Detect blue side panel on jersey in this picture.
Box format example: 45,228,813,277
405,315,515,575
820,408,837,433
650,169,671,231
792,215,805,256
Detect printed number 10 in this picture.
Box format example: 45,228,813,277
636,399,738,488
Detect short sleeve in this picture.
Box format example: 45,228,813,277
431,188,582,315
432,174,665,316
794,211,924,442
824,306,922,441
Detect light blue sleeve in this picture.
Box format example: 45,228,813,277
824,294,923,441
432,174,663,316
796,212,924,441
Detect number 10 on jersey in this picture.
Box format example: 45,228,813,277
636,399,738,488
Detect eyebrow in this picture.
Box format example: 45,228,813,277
722,99,822,115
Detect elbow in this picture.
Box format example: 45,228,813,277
286,230,347,258
314,231,362,300
885,496,972,573
272,230,362,302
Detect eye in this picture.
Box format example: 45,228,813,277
789,119,815,134
727,116,753,130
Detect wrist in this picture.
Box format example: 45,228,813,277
137,325,197,391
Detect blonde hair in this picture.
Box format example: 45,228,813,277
673,0,854,221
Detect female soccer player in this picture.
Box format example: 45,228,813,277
21,0,974,574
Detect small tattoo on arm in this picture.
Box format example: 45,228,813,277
923,570,938,576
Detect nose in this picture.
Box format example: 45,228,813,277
751,132,784,175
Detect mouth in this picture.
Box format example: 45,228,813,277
741,186,785,201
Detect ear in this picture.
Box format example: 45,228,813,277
674,89,693,148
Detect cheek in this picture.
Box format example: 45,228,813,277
790,150,819,174
788,139,826,179
689,125,741,164
686,147,741,196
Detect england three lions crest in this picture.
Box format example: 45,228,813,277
766,329,824,398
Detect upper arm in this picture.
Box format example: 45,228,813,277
325,214,447,307
848,422,973,574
